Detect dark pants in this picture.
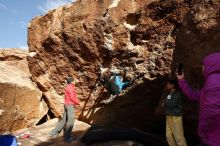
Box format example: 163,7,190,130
121,82,130,90
52,105,75,139
197,143,208,146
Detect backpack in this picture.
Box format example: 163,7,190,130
109,75,121,95
0,135,17,146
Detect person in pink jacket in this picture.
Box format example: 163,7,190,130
176,52,220,146
49,76,80,143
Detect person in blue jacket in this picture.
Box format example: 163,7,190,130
100,71,131,95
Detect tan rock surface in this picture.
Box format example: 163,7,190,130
0,49,30,75
0,49,48,133
14,118,90,146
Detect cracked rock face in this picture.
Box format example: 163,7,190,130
28,0,182,117
27,0,220,140
27,0,188,127
0,49,48,133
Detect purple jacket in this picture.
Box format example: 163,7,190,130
179,52,220,146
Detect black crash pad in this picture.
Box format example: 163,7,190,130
81,125,166,146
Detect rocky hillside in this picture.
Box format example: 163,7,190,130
27,0,220,141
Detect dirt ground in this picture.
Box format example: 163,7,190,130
13,119,144,146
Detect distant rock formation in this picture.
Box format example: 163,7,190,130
0,49,48,133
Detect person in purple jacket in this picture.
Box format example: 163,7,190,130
176,52,220,146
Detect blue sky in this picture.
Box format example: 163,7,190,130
0,0,74,49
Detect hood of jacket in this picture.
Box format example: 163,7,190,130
202,52,220,78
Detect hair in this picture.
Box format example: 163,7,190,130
168,78,179,89
66,76,73,84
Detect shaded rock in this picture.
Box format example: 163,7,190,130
91,141,144,146
172,1,220,138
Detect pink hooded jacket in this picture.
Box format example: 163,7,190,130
178,52,220,146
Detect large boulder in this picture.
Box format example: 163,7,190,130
27,0,220,142
0,49,48,133
27,0,187,122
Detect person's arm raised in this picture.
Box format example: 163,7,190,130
176,72,201,101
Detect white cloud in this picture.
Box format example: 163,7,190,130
17,44,28,50
38,0,76,13
0,3,7,9
19,46,28,50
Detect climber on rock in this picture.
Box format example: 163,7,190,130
100,68,131,95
